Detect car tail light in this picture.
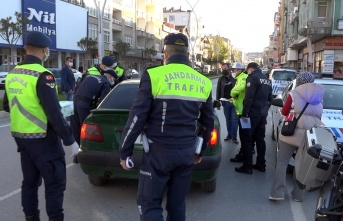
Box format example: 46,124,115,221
81,123,104,142
209,129,218,146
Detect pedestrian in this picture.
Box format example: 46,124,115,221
215,66,238,143
78,66,84,74
71,56,117,147
119,33,214,221
61,57,75,101
234,62,273,174
2,31,79,221
270,72,324,202
229,62,248,162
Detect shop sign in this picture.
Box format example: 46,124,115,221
324,54,334,60
323,60,334,64
22,0,57,49
322,64,334,73
324,39,343,50
334,55,343,62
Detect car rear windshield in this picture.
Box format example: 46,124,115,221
98,83,139,109
323,84,343,110
272,71,296,81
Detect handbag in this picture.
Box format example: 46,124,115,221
281,102,309,136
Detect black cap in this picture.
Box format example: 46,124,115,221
25,31,51,48
101,56,114,67
246,62,259,69
164,33,188,47
104,69,118,79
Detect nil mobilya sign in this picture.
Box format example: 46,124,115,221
22,0,57,49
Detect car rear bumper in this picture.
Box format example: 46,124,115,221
78,149,221,181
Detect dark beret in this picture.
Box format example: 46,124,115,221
104,69,118,79
101,56,114,67
164,33,188,47
25,31,51,48
246,62,259,69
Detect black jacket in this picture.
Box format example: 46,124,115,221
242,69,273,118
216,73,236,100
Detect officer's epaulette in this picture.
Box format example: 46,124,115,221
145,65,161,71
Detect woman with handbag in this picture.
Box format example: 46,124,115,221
269,72,324,202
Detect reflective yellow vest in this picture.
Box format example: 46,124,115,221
5,64,56,138
115,66,125,77
88,67,101,75
148,64,212,102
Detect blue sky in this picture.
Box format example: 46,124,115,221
163,0,280,52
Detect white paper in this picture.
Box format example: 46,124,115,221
240,118,251,129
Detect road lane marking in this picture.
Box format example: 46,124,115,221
288,193,308,221
0,124,10,128
0,162,75,202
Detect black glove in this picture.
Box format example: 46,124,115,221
213,100,221,109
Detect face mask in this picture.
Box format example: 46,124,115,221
68,62,73,67
231,73,236,78
43,49,50,62
112,62,117,68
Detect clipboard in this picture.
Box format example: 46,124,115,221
240,118,251,129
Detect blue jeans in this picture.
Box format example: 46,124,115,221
63,92,73,101
222,101,238,138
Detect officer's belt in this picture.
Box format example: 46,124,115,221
74,95,92,103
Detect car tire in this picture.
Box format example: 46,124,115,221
201,178,216,193
88,175,109,186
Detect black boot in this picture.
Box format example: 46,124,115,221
230,154,244,163
49,214,64,221
25,210,40,221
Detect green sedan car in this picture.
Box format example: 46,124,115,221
77,79,222,192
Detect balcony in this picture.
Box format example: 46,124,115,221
288,34,299,48
137,29,146,37
146,13,154,22
298,18,332,37
137,10,146,19
289,11,299,25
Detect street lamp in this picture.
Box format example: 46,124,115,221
93,0,108,61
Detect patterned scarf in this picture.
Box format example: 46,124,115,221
296,71,315,87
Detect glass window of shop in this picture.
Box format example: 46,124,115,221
45,51,58,68
314,51,323,73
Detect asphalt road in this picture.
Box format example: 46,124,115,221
0,89,4,99
0,78,319,221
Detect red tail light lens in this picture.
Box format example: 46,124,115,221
209,129,218,146
81,123,104,142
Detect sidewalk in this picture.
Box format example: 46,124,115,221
0,110,9,124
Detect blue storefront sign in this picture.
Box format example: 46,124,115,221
22,0,57,49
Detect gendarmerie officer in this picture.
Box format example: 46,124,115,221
71,56,117,146
3,31,79,221
119,33,214,221
111,55,126,84
235,62,273,174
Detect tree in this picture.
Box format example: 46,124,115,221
211,35,229,64
114,39,130,57
0,12,28,70
144,47,157,60
77,37,97,66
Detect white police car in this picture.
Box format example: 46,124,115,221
271,76,343,168
269,68,297,97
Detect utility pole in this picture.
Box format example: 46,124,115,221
94,0,108,61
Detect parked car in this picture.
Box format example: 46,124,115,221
125,68,140,79
269,68,297,97
271,76,343,169
0,63,17,89
77,79,222,192
47,68,82,92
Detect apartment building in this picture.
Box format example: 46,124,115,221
278,0,343,73
163,7,205,67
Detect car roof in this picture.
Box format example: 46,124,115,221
119,79,140,85
314,78,343,85
271,68,297,72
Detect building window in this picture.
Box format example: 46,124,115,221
88,23,98,40
124,17,133,27
169,15,175,22
104,31,110,43
87,6,98,17
318,2,327,18
125,35,132,46
182,16,188,22
103,6,110,20
154,43,160,51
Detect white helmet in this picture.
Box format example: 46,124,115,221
231,62,245,69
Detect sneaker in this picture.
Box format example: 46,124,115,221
269,196,284,201
252,164,266,172
224,135,232,141
232,137,239,143
235,166,253,174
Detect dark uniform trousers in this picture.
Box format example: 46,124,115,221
137,143,194,221
15,138,66,219
71,99,92,145
240,116,267,169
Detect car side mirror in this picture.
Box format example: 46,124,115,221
272,98,283,107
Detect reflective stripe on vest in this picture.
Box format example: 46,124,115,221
147,64,212,102
115,66,124,77
5,64,55,138
88,67,101,75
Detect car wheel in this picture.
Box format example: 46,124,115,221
201,178,216,193
88,175,109,186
